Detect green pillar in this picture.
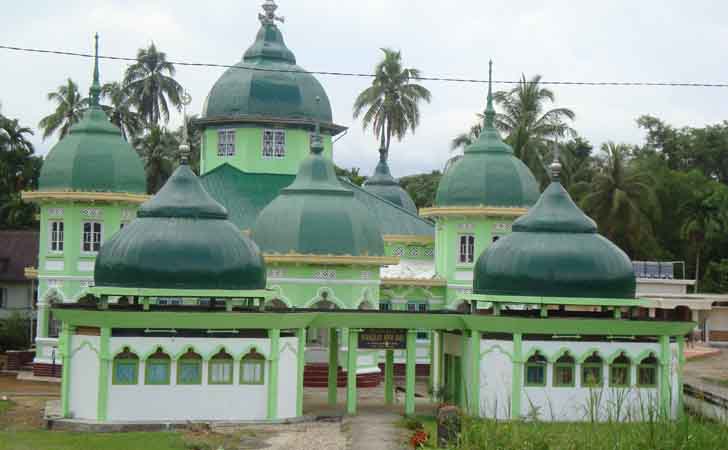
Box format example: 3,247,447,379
267,328,280,420
659,335,671,418
328,328,339,407
296,328,306,417
59,323,73,418
459,333,467,410
384,349,394,405
511,333,523,420
438,331,445,395
346,329,358,415
676,335,686,418
405,330,417,416
470,330,481,416
37,300,50,338
96,327,111,422
429,331,438,401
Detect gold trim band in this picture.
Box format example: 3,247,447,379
264,253,399,266
22,191,150,204
419,206,528,218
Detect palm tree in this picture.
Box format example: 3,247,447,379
450,120,482,153
493,74,575,184
680,187,725,292
134,126,179,194
0,115,34,154
124,43,183,127
38,78,88,140
578,142,659,257
176,114,200,174
101,82,143,141
353,48,431,160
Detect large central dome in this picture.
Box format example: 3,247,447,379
203,3,332,124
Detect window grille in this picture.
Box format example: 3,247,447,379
263,129,285,159
82,222,102,253
458,235,475,263
217,129,235,156
50,221,64,252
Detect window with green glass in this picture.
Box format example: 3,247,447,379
112,348,139,385
637,355,658,388
553,354,575,387
525,353,547,387
209,351,233,385
177,351,202,385
609,353,631,387
581,353,603,387
145,349,171,385
240,351,265,385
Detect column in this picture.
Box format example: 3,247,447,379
470,330,481,416
59,323,73,418
405,329,417,416
328,328,339,406
36,300,50,339
296,328,306,417
438,331,445,395
429,331,439,401
346,329,358,415
676,335,686,418
267,328,280,420
659,335,671,418
96,327,111,422
511,333,523,420
384,349,394,405
459,333,467,409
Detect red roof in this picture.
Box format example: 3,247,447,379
0,231,39,282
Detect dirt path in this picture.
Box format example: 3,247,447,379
346,410,408,450
685,349,728,399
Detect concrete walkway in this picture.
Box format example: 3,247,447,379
346,409,408,450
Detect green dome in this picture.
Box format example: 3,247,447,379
94,163,266,290
434,74,539,208
363,149,417,214
202,21,332,124
38,106,146,193
473,168,636,299
252,131,384,256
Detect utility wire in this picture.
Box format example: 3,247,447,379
2,44,728,88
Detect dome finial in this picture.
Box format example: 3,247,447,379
179,91,192,165
550,141,562,182
259,0,285,25
310,96,324,154
89,33,101,107
483,59,495,129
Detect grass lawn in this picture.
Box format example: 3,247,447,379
0,400,12,416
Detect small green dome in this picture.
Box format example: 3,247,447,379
362,149,417,214
252,131,384,256
202,19,332,124
38,107,146,193
434,72,539,208
473,167,636,299
94,163,266,290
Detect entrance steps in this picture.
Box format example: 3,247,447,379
303,363,381,388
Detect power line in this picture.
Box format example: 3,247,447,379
2,44,728,88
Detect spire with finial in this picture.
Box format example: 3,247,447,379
89,33,101,107
259,0,285,25
179,91,192,164
310,96,324,154
483,59,496,129
550,142,562,182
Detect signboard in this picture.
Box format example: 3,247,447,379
358,328,406,349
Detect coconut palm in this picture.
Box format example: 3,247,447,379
450,120,482,153
101,82,143,141
38,78,88,140
353,48,431,160
578,142,659,257
134,126,179,194
124,43,183,127
493,74,575,184
680,187,726,292
0,115,34,154
176,114,201,174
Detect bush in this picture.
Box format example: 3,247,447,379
0,312,31,351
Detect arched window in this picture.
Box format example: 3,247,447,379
609,353,631,387
581,353,603,387
553,353,575,387
637,354,658,388
208,350,233,385
240,350,265,385
145,348,171,385
525,352,547,387
112,348,139,385
177,350,202,385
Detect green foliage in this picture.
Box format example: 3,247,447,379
0,400,12,416
133,126,180,194
0,113,40,229
0,431,186,450
335,165,366,186
400,171,442,209
701,259,728,293
38,78,88,140
0,312,31,351
353,48,432,160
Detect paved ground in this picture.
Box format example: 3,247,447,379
684,348,728,398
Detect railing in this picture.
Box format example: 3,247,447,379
633,261,687,280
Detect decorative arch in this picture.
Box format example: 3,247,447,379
173,345,203,361
635,349,660,364
304,287,345,309
266,285,292,307
70,340,99,357
140,345,172,361
606,349,633,364
237,344,270,361
111,345,139,359
204,345,235,361
577,348,604,364
480,344,513,361
549,347,576,363
265,298,291,309
524,347,548,361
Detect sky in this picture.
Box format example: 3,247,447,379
1,0,727,177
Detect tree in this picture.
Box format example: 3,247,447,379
578,142,659,257
0,115,34,154
38,78,88,140
335,166,366,186
134,126,179,194
493,74,575,184
353,48,431,160
0,113,40,229
124,43,183,127
101,81,143,141
399,170,442,209
450,120,482,153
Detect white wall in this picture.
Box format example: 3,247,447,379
68,335,99,420
479,340,514,420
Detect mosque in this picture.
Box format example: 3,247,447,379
21,0,693,424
